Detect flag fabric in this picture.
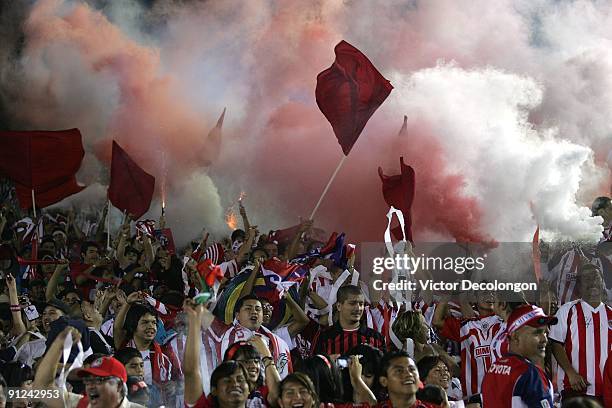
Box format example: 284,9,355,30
0,129,85,209
291,232,351,268
203,108,226,166
212,268,300,329
268,224,301,246
378,156,416,243
154,228,176,255
202,243,225,265
316,40,393,155
196,259,225,287
108,141,155,219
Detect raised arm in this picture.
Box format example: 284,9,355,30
94,203,108,243
113,291,143,349
348,355,377,404
235,226,258,266
45,260,69,301
250,335,281,407
283,291,310,337
183,299,214,405
239,201,251,231
238,259,261,299
33,327,81,408
284,220,313,261
6,274,26,337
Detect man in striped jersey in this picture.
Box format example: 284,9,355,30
433,291,504,398
311,285,386,355
550,263,611,404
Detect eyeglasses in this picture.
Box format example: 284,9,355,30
237,358,261,366
83,376,115,385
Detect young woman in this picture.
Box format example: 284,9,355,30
223,338,281,408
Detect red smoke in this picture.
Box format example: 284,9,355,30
14,0,493,244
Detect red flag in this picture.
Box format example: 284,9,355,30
203,108,226,166
316,40,393,155
108,141,155,219
269,224,301,246
378,157,416,243
196,259,225,287
0,129,85,209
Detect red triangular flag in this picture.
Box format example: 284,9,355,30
378,157,416,243
316,40,393,155
269,224,301,246
0,129,85,209
108,141,155,219
203,108,226,166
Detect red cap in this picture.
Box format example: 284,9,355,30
76,356,127,383
506,304,557,335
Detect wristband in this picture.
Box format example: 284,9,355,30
10,305,21,312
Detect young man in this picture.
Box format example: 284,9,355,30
311,285,386,355
481,304,557,408
376,351,429,408
550,263,611,403
113,292,182,407
33,327,144,408
433,291,504,398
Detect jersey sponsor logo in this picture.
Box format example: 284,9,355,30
474,345,491,358
277,352,289,373
488,363,511,375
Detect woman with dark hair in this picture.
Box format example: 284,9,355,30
340,344,384,402
223,338,281,408
417,356,465,404
278,373,319,408
295,354,344,404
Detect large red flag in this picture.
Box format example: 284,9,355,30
108,141,155,219
0,129,85,209
378,157,416,243
316,40,393,155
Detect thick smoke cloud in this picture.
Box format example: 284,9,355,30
0,0,610,246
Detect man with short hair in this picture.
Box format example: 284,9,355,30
377,351,429,408
311,285,386,355
481,304,557,408
550,263,611,403
33,327,144,407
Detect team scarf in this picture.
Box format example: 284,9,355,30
126,339,177,385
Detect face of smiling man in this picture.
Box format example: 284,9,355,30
83,376,123,407
212,368,250,407
236,299,263,331
379,356,420,401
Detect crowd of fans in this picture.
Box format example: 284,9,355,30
0,188,610,408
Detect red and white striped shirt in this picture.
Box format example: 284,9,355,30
440,314,503,397
549,300,612,397
549,249,581,305
490,321,509,364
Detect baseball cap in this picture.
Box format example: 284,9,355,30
43,298,71,315
506,304,557,335
76,356,127,383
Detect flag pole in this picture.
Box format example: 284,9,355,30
309,155,347,220
31,189,37,218
107,200,111,250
